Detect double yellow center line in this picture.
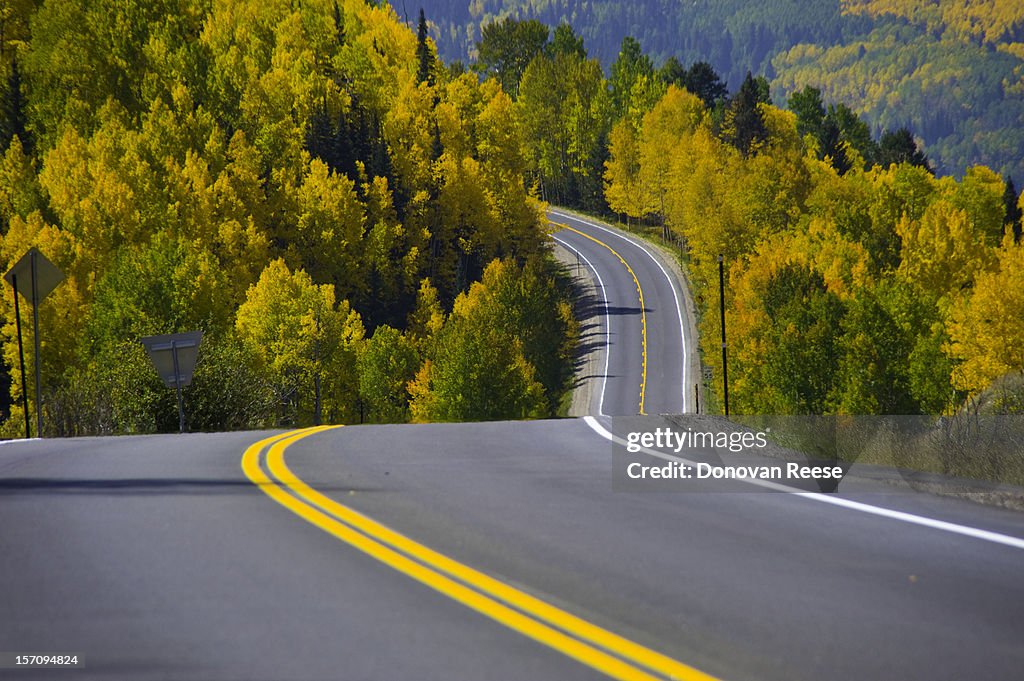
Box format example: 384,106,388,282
552,222,648,415
242,427,718,681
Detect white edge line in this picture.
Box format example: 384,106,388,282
551,209,689,414
582,415,1024,551
552,234,609,417
0,438,42,446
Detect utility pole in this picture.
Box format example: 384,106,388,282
313,308,322,426
718,254,729,417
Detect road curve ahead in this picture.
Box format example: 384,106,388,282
548,207,698,417
3,423,1023,681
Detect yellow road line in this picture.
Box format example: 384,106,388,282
242,428,720,681
552,221,648,415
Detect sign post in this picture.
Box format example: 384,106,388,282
4,248,64,438
140,331,203,433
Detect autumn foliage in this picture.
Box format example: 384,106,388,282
0,0,571,433
603,71,1023,415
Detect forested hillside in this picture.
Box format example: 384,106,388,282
0,0,575,434
605,81,1023,415
411,0,1024,181
450,16,1023,417
1,1,1020,432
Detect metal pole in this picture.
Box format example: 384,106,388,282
12,275,29,439
718,254,729,417
695,383,700,415
314,372,322,426
30,250,42,437
313,310,322,426
171,341,184,433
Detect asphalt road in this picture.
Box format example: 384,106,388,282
1,210,1022,681
549,208,698,416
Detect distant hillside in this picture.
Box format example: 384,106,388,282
406,0,1024,181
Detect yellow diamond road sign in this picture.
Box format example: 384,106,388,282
3,247,64,302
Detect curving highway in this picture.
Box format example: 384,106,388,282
1,210,1023,681
549,208,699,416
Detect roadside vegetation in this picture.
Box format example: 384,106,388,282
468,17,1023,419
0,1,1021,436
424,0,1024,182
0,0,574,433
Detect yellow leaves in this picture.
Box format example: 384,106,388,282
0,136,43,223
1,212,79,286
0,212,88,400
896,198,993,295
643,86,707,138
342,0,420,112
760,105,803,157
435,152,500,260
407,278,445,352
842,0,1024,45
636,86,707,219
383,78,435,192
291,158,365,296
623,74,666,132
297,158,363,241
476,83,524,180
603,120,646,219
39,121,153,269
235,258,363,391
947,237,1024,393
435,72,483,159
951,165,1005,244
407,258,556,422
0,0,564,430
215,217,270,303
406,358,435,423
791,218,873,296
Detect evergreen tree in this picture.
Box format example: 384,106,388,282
752,75,772,105
0,59,29,154
334,108,356,180
609,36,655,122
659,56,686,87
474,17,549,97
416,8,434,87
305,102,336,167
820,115,851,175
1003,176,1022,241
877,128,932,173
788,85,825,141
332,0,345,46
723,72,768,157
683,61,727,107
829,103,876,167
548,23,585,60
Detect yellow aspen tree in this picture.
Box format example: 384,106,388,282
947,237,1024,393
603,120,647,221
